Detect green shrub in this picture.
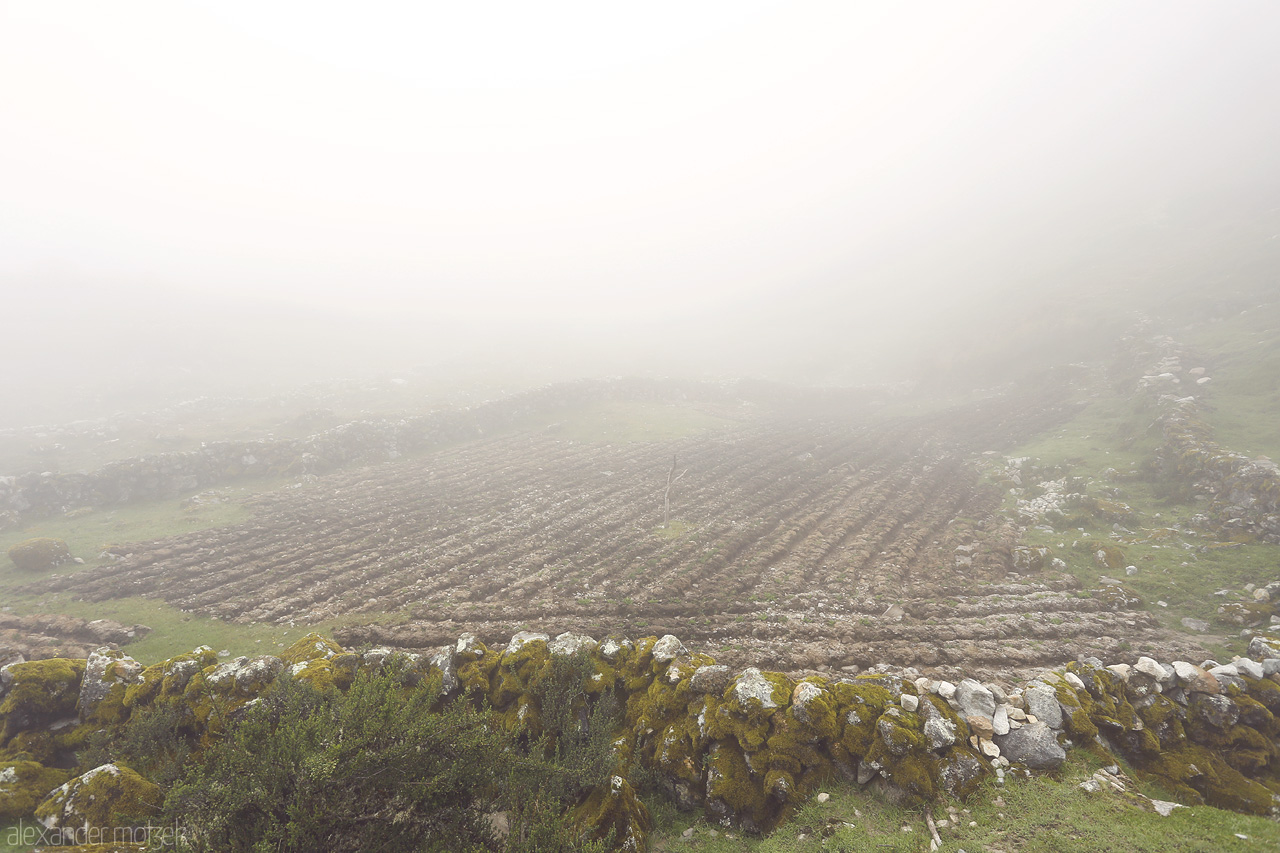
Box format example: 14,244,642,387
6,537,72,572
155,665,611,852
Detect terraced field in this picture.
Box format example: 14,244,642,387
32,384,1202,679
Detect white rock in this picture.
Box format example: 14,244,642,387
733,668,780,709
992,705,1010,736
548,632,597,657
1233,658,1265,679
651,634,687,663
1134,656,1171,683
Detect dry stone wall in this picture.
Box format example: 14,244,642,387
1141,337,1280,544
3,630,1280,850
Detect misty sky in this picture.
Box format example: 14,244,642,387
3,1,1280,421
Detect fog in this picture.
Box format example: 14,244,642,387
3,1,1280,427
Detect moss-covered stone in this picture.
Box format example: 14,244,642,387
457,647,501,696
832,679,894,757
280,633,344,665
0,729,55,764
1,658,87,741
79,651,144,726
0,761,75,820
35,763,162,831
704,741,770,830
574,774,650,852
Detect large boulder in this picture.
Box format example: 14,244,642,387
35,763,162,833
995,722,1066,770
0,761,74,820
0,658,86,740
7,538,72,573
78,648,144,725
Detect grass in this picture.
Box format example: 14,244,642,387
646,753,1280,852
1185,299,1280,463
998,357,1280,659
0,476,322,665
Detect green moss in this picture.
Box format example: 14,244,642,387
0,729,54,764
280,633,344,665
1247,675,1280,714
457,648,501,696
705,741,770,826
573,774,650,851
0,658,87,741
0,761,75,820
34,763,162,831
788,677,838,742
1052,678,1101,740
881,750,941,804
289,658,339,692
833,680,893,757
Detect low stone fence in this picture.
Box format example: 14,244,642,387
3,630,1279,850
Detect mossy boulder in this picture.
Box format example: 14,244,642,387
35,763,162,832
574,774,650,852
182,655,284,728
704,741,771,831
123,647,216,711
0,761,74,820
832,678,894,756
280,632,344,665
79,649,144,725
7,538,72,572
1,658,87,741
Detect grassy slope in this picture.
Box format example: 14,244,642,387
647,753,1280,852
1187,299,1280,463
987,301,1280,661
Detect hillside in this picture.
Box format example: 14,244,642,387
3,292,1280,851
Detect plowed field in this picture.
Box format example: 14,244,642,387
38,387,1203,679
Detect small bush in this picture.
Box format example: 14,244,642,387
7,537,72,572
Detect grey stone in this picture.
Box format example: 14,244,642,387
690,665,732,694
1190,693,1239,730
548,632,597,657
1233,658,1265,679
1172,661,1220,694
507,631,550,653
955,679,996,719
1024,685,1063,729
77,648,143,720
1247,636,1280,660
732,668,781,709
992,704,1010,736
924,716,958,751
651,634,687,663
1134,656,1169,682
994,722,1066,770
